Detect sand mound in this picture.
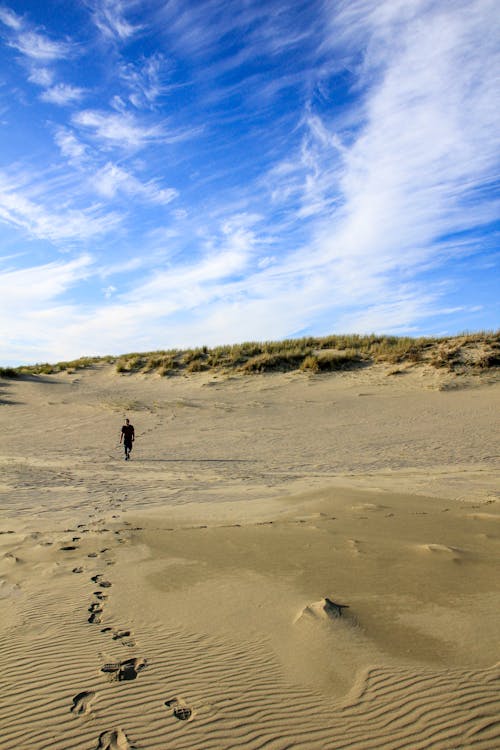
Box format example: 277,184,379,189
294,597,351,624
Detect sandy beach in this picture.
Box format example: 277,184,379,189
1,362,499,749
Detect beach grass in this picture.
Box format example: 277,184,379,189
3,331,498,378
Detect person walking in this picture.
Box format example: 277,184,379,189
120,418,135,460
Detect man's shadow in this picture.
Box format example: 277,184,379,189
0,380,21,405
128,458,257,463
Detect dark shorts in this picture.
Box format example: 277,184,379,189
124,441,133,451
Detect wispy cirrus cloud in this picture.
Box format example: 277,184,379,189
8,29,73,61
40,83,87,106
27,67,54,86
72,109,165,149
20,214,264,358
0,170,122,242
0,254,94,363
54,128,89,163
0,253,92,305
0,5,22,30
87,0,142,41
72,106,202,150
156,0,317,63
119,53,169,109
0,4,82,110
92,162,178,205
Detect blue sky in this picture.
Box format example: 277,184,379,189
0,0,498,365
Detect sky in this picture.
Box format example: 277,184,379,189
0,0,499,365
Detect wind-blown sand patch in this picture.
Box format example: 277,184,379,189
0,363,499,748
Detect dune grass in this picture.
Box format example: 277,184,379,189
0,367,19,378
2,331,498,379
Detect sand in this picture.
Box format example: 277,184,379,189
0,362,499,749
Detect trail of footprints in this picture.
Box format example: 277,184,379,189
68,502,194,749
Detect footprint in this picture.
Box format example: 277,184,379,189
70,690,95,716
112,629,135,647
101,657,147,681
348,538,362,555
99,580,112,588
88,599,104,624
88,552,98,558
72,567,84,574
93,591,107,601
4,553,22,563
165,696,193,721
95,728,134,750
60,545,78,551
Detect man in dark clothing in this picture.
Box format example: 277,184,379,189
120,418,135,460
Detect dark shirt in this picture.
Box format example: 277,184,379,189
121,424,135,444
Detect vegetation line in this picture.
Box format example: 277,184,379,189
1,331,499,378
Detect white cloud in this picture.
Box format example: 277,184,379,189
156,0,317,64
89,0,142,41
0,255,95,364
93,161,177,204
118,214,261,321
40,83,86,106
0,254,92,306
0,170,122,242
0,6,22,30
72,109,164,149
2,12,79,108
54,128,88,163
72,108,203,149
120,53,168,109
28,67,54,86
10,30,72,61
98,256,144,278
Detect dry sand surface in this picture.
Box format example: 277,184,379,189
1,362,499,749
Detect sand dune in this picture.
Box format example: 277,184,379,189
1,362,499,748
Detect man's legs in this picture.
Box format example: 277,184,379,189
124,441,131,459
